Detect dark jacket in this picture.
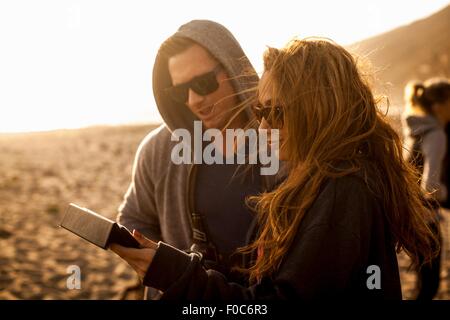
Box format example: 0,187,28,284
143,174,402,300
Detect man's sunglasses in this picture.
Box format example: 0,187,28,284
252,103,284,128
165,65,223,104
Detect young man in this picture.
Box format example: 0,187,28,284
116,20,268,299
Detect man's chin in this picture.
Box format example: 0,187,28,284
200,118,224,130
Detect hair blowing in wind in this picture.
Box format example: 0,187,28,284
239,38,440,283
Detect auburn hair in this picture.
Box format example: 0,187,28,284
240,38,439,283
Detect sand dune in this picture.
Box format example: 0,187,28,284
349,5,450,108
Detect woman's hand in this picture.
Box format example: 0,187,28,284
110,230,158,280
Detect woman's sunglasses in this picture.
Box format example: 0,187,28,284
252,103,284,128
165,65,223,104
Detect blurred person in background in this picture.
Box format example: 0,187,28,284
402,78,450,299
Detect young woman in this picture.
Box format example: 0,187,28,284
402,78,450,299
111,38,439,300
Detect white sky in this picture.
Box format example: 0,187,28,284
0,0,449,133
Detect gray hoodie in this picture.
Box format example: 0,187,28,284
116,20,264,297
117,18,261,246
402,114,448,201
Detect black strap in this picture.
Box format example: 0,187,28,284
187,163,271,272
191,212,208,242
187,164,222,265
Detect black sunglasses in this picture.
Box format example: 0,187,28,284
165,65,223,104
252,102,284,128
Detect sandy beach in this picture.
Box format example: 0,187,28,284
0,123,449,299
0,124,157,299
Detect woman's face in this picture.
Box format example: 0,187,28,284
257,72,289,161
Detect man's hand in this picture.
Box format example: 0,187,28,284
110,230,158,279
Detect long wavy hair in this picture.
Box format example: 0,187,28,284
240,38,440,283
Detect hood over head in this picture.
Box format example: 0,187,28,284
152,20,258,133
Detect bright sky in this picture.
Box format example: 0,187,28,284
0,0,449,133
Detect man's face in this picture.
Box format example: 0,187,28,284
168,44,239,130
